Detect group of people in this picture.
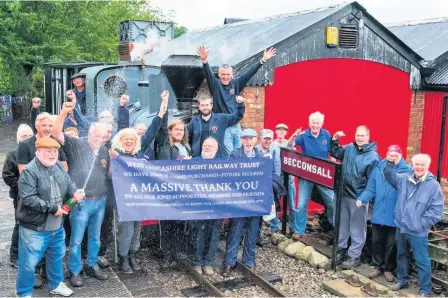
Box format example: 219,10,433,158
2,44,445,298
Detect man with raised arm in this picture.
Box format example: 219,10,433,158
197,45,276,154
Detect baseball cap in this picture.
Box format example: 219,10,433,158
275,123,288,130
387,145,402,155
260,129,274,139
241,128,257,138
70,73,85,80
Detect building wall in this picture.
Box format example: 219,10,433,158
405,91,425,161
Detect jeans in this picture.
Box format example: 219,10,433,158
371,224,396,271
69,197,106,274
396,231,431,295
192,219,222,266
224,217,260,267
297,179,334,235
223,124,242,155
270,177,297,232
17,226,65,297
119,221,142,256
338,196,368,259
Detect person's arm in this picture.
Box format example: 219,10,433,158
198,46,221,94
30,108,39,133
383,162,398,189
19,168,59,214
235,48,277,90
155,109,169,159
54,102,76,145
17,142,30,174
226,97,245,126
420,186,444,230
2,152,18,189
365,154,380,179
329,132,346,160
357,168,378,204
117,95,130,131
188,119,194,148
142,92,167,150
273,147,281,177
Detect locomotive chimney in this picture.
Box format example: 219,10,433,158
118,20,174,62
161,55,205,114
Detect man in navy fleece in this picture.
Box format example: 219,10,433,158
197,45,276,155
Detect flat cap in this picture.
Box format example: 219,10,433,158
35,137,61,149
70,73,85,80
260,129,274,139
275,123,288,130
241,128,257,138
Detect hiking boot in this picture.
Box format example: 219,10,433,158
129,253,141,271
368,268,382,279
341,258,361,269
418,292,431,297
391,282,409,291
119,256,133,274
221,264,232,277
69,272,83,287
84,264,109,280
50,282,73,297
256,238,263,247
203,266,214,276
9,259,18,268
193,266,202,275
336,248,348,265
291,233,301,241
34,272,43,289
98,256,110,268
266,229,279,236
383,271,395,282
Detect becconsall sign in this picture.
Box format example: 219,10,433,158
280,148,341,189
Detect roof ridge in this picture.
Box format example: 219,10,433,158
387,17,448,28
189,2,350,34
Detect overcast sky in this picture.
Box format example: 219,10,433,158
148,0,448,30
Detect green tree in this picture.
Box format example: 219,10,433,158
0,0,167,96
174,25,188,38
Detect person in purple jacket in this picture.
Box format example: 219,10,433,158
384,153,444,297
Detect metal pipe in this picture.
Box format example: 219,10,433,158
437,95,447,182
282,173,289,236
113,209,118,263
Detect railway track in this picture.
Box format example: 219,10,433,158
179,248,288,297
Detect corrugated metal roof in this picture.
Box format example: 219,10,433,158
146,3,347,68
388,18,448,61
223,18,249,25
427,61,448,85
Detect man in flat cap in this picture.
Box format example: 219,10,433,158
70,73,86,115
221,128,280,276
16,137,85,297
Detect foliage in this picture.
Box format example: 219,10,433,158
0,0,186,96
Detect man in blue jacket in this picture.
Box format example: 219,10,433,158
356,145,412,282
188,94,245,158
330,125,380,269
384,153,444,297
197,45,276,155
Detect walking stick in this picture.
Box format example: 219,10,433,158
113,209,118,263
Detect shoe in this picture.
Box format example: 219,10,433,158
336,248,348,265
266,229,279,236
221,264,232,277
256,238,263,247
203,266,214,276
418,292,431,297
193,266,202,275
341,258,361,269
391,282,409,291
9,259,18,268
84,264,109,280
50,282,74,297
98,256,110,268
161,258,171,269
119,256,133,274
33,272,43,289
129,253,141,271
368,268,382,279
291,233,301,241
383,271,395,282
69,272,83,287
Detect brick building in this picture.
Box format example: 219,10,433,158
146,1,447,201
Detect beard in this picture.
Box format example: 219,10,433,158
200,110,211,116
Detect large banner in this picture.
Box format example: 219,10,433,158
111,156,273,221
